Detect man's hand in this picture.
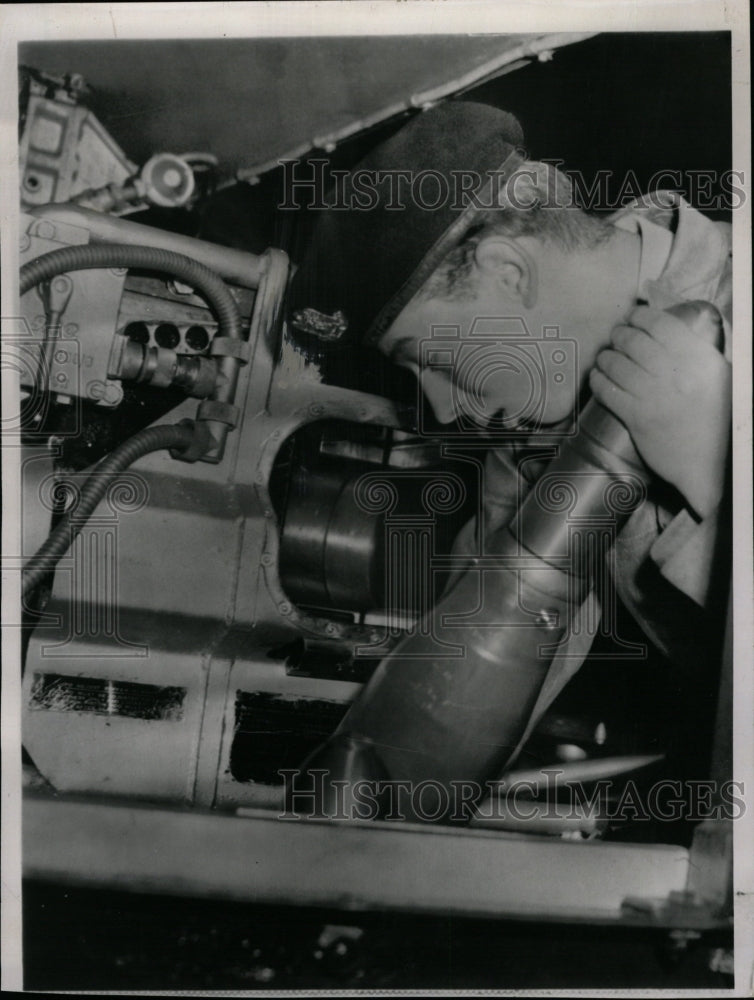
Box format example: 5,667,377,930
589,304,731,519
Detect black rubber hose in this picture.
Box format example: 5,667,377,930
22,423,195,600
20,242,241,341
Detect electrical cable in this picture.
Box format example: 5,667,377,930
20,242,246,600
22,422,195,600
20,242,241,342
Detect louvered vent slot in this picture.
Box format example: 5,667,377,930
230,691,348,784
30,673,185,721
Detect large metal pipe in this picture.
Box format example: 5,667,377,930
300,302,722,822
28,204,266,289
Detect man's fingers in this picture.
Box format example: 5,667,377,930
610,325,665,373
628,304,704,357
595,349,647,395
588,367,635,424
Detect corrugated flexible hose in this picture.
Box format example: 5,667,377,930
20,242,241,340
22,423,196,600
20,242,243,600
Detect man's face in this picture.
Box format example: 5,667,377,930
379,284,584,431
377,230,633,431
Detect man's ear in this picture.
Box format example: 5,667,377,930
474,235,538,309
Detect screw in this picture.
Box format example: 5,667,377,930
102,384,123,406
278,601,291,616
55,373,67,384
64,323,79,335
54,350,68,364
19,234,31,253
36,221,55,240
309,403,324,417
261,553,273,566
163,167,182,189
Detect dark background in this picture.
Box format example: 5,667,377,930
21,31,734,991
25,883,732,991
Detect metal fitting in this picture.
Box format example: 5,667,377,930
109,335,218,398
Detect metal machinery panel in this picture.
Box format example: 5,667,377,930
24,798,693,925
20,204,410,809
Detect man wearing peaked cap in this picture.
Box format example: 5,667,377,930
288,99,731,727
288,101,526,347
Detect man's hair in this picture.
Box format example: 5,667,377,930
419,161,613,302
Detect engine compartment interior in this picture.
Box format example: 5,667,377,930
11,32,735,944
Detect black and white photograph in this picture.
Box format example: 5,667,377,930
1,2,752,993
